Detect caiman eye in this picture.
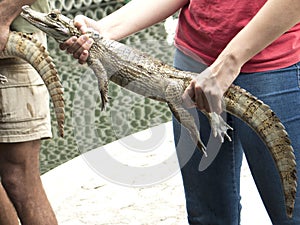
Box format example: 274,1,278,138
49,12,58,19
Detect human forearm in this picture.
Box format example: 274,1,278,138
214,0,300,74
64,0,188,62
95,0,188,40
0,0,36,50
184,0,300,113
209,0,300,100
0,0,36,27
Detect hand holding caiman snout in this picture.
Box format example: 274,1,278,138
21,5,297,218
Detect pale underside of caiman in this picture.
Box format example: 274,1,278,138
21,5,297,218
0,32,64,137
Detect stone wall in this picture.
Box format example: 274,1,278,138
40,0,175,173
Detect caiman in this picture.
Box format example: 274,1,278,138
0,31,64,137
21,5,297,217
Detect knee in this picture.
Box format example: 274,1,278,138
1,167,40,202
0,168,30,203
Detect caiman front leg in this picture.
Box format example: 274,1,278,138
87,57,109,110
0,74,8,84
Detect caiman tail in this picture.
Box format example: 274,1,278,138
168,70,297,217
0,32,64,137
224,84,297,217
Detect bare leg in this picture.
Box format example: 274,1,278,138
0,183,19,225
0,140,58,225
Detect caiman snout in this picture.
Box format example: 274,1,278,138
21,5,32,16
22,5,30,11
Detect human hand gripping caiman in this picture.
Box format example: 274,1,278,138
21,5,297,217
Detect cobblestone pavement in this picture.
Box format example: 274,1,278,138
42,122,272,225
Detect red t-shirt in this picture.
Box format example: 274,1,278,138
174,0,300,73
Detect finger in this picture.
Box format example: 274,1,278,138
206,88,225,114
73,37,93,60
74,15,86,24
182,84,196,108
78,50,89,64
59,36,77,51
211,98,223,115
192,82,209,112
203,92,224,114
74,15,88,33
65,34,89,55
74,15,96,34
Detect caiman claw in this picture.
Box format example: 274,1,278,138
0,74,8,84
208,112,233,143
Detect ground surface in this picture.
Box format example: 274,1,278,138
42,122,272,225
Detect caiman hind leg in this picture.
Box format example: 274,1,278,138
87,58,109,110
165,81,207,156
166,80,233,157
205,112,233,143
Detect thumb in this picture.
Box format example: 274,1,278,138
74,15,97,34
74,15,88,33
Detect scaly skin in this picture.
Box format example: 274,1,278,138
21,5,297,217
0,31,64,137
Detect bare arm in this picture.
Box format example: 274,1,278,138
184,0,300,113
95,0,188,40
220,0,300,68
60,0,188,62
0,0,36,50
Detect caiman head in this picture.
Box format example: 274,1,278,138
21,5,80,42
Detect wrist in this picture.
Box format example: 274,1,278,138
97,19,133,41
209,52,242,91
96,20,120,41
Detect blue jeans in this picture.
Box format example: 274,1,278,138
173,49,300,225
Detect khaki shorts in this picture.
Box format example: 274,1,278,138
0,32,52,143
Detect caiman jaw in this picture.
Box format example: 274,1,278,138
21,5,78,42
